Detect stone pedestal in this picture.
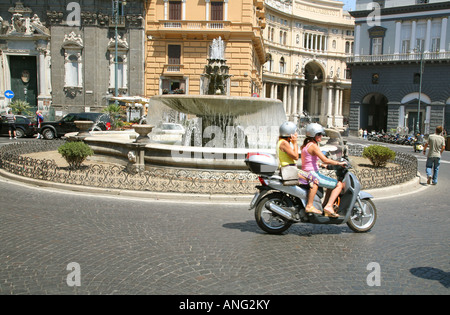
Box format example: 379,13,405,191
134,125,154,144
75,121,94,137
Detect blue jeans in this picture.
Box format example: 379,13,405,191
426,157,441,184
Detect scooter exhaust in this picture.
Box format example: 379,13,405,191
266,202,294,221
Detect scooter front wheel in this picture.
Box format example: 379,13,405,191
255,193,293,234
347,198,377,233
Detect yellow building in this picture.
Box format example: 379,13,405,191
145,0,266,97
263,0,354,127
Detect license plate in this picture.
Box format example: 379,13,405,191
249,192,260,209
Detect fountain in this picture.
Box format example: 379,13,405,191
68,37,286,170
147,37,285,150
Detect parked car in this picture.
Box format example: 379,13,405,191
0,114,37,138
150,123,186,145
39,112,111,140
154,123,185,135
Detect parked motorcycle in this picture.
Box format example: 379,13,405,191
245,153,377,234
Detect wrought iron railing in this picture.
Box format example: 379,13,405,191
0,141,418,194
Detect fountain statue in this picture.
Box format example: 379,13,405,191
203,37,232,95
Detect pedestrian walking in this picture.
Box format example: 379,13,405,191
5,109,16,139
423,126,445,185
36,110,44,139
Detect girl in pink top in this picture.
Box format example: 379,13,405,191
301,125,347,218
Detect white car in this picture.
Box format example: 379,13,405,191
151,123,185,144
155,123,185,135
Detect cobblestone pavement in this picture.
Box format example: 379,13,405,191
0,172,448,295
0,137,449,295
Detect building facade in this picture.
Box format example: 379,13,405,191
0,0,145,119
145,0,266,97
348,0,450,135
262,0,354,127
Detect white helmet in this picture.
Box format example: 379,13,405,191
279,121,297,138
305,123,325,138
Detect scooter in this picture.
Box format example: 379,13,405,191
245,153,377,234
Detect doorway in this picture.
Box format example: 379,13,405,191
361,93,388,132
9,55,38,107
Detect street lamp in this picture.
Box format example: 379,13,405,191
416,47,424,135
113,0,127,105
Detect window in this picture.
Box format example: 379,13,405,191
168,45,181,65
169,1,182,20
116,57,124,88
265,54,273,72
416,23,426,51
62,32,83,93
431,21,441,52
279,57,285,74
371,37,382,55
372,73,379,84
413,73,421,84
401,23,411,53
211,1,223,21
345,41,350,54
107,35,129,94
66,55,80,87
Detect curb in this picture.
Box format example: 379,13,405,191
0,169,253,203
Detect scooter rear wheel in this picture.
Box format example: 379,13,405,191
255,193,293,234
347,198,377,233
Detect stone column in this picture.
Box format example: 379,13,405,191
298,81,305,118
440,17,447,52
425,19,432,52
354,25,361,56
394,21,402,54
326,85,333,127
292,82,298,122
283,84,288,115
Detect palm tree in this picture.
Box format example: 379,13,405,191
102,103,125,129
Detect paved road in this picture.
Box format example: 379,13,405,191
0,137,449,295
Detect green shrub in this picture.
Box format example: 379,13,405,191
58,141,94,169
362,145,396,168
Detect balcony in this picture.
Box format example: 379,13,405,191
154,20,231,31
347,51,450,64
163,64,184,76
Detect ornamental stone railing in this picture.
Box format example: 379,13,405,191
0,141,418,194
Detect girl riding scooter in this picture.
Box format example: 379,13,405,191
301,123,347,218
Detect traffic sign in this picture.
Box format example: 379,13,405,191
4,90,14,99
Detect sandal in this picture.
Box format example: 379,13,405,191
305,206,322,215
323,207,340,218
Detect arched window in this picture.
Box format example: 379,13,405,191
62,32,83,95
279,57,285,74
265,54,273,72
66,54,79,87
345,41,350,54
108,35,129,94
